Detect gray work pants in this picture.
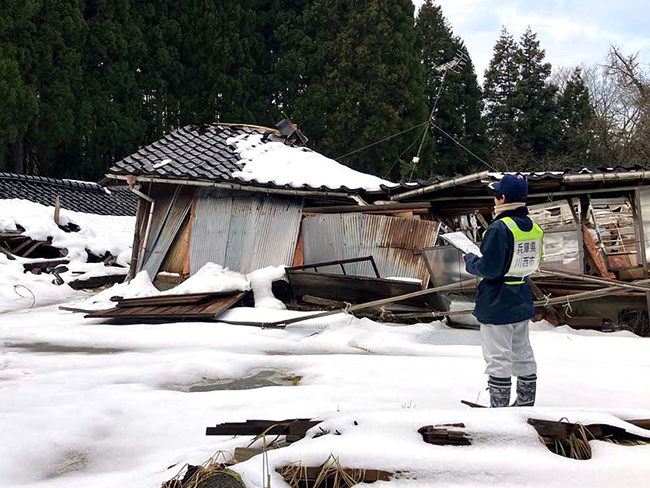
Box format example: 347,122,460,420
480,320,537,377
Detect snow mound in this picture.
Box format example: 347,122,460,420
161,263,251,295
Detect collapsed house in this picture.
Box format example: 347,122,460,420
104,123,441,309
387,169,650,333
102,122,650,334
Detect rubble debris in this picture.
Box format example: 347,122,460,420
69,273,127,290
0,232,66,259
278,454,392,488
161,452,243,488
418,423,472,446
85,290,247,321
206,418,321,443
22,259,70,274
527,418,650,460
286,256,436,311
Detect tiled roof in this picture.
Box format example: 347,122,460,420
109,124,277,182
108,124,401,194
0,173,137,216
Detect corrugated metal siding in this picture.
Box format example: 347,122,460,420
190,190,302,274
302,214,439,285
142,186,193,277
190,190,232,273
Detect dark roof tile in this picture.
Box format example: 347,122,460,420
0,173,137,216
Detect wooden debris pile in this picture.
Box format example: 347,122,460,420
162,452,244,488
85,291,248,321
278,454,392,488
528,418,650,460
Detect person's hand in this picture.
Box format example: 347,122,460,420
464,252,476,263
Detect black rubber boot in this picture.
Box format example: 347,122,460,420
488,376,512,408
512,374,536,406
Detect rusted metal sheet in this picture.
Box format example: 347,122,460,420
85,291,247,321
286,270,434,309
302,214,439,285
190,190,302,274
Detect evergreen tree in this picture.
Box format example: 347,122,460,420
512,27,560,160
0,12,38,172
272,0,427,179
26,0,87,176
483,27,519,152
174,0,273,127
556,67,597,167
70,0,147,179
134,0,184,142
414,0,484,177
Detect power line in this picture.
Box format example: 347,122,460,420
430,121,498,172
383,127,426,179
335,121,429,160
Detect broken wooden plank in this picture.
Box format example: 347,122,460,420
301,295,347,308
23,259,70,274
582,224,616,278
206,419,321,437
68,273,127,290
86,292,246,321
626,419,650,430
114,292,236,308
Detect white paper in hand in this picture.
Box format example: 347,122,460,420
441,232,482,257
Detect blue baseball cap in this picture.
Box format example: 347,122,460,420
489,174,528,202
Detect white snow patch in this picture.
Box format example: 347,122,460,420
161,263,250,295
227,134,397,191
247,265,287,309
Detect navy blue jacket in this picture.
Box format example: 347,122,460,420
463,206,536,325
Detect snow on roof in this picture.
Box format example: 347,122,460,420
228,134,398,192
108,125,398,194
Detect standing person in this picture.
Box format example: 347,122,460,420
463,174,543,407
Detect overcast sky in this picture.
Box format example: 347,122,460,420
413,0,650,83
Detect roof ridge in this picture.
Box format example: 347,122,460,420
0,172,104,193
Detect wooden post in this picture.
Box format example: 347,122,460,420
54,196,61,225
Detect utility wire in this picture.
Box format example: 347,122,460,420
383,127,426,179
430,121,498,172
335,121,428,160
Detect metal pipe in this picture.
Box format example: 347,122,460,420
389,171,489,202
562,171,650,183
303,202,432,213
107,174,364,201
424,185,644,203
218,277,478,328
538,267,650,293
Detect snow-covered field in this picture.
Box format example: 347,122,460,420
2,198,650,488
1,305,649,488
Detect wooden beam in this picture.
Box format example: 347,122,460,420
582,224,616,278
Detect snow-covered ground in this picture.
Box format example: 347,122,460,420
1,304,649,488
2,197,650,488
